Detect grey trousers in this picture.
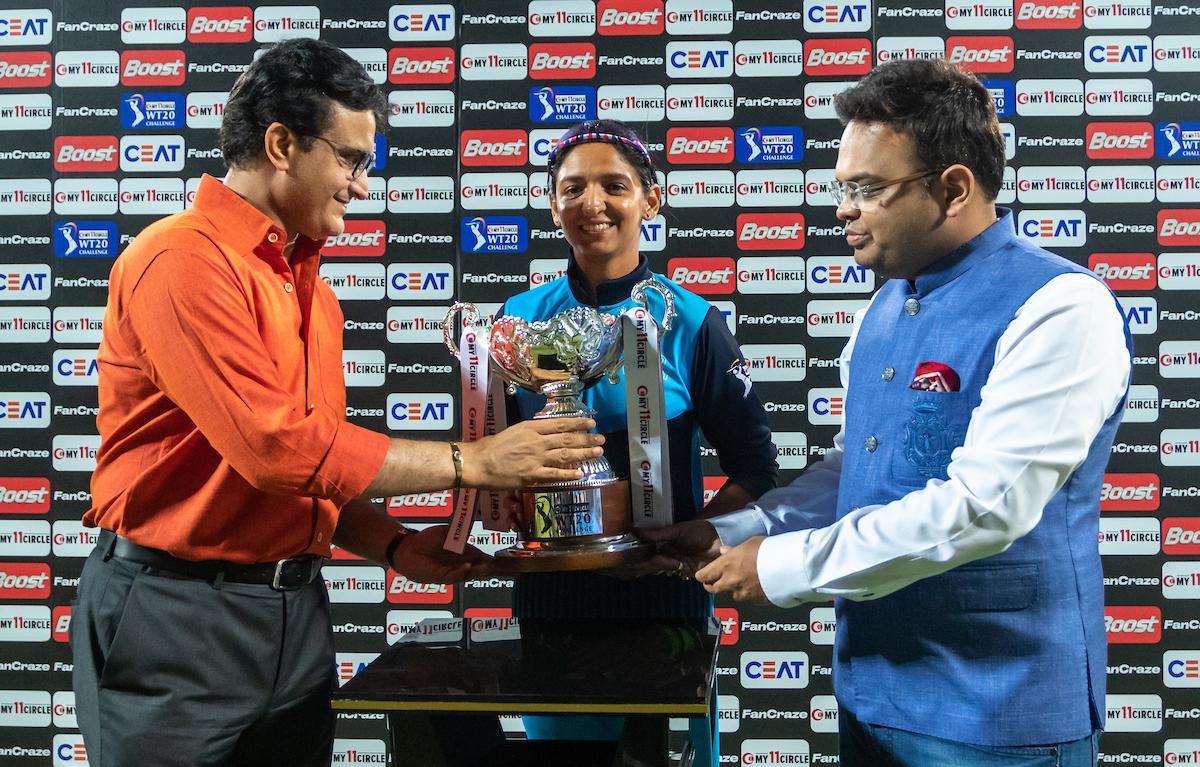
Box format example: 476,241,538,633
71,538,336,767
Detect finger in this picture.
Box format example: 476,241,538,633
530,467,586,483
695,560,721,585
556,447,604,465
535,417,596,434
719,545,730,555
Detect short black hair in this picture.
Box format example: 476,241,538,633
547,119,657,192
834,58,1005,200
219,38,388,169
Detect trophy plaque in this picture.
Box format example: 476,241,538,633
442,279,675,571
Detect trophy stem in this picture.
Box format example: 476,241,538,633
534,377,596,420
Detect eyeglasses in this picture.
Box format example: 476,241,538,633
307,134,375,179
826,168,945,210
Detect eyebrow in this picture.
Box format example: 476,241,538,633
556,171,636,184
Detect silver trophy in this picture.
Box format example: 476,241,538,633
442,279,675,571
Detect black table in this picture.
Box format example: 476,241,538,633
332,615,719,767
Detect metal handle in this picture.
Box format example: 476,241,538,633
630,279,675,333
441,302,480,357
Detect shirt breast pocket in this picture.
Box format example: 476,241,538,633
890,389,971,486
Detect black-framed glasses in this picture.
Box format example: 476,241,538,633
307,134,375,179
826,168,946,210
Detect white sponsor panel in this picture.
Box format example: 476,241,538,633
53,178,118,216
736,257,806,296
0,605,51,642
665,170,735,208
0,520,51,557
342,349,387,388
0,178,51,215
1085,78,1154,116
808,387,846,426
185,92,227,130
0,391,49,428
1164,740,1200,765
0,690,52,727
386,175,454,214
459,171,528,211
0,94,52,130
54,49,120,87
52,306,104,344
804,0,872,32
741,739,810,766
807,299,868,338
810,694,840,733
1123,384,1159,423
665,0,735,35
597,84,665,122
343,174,385,215
385,609,454,644
733,39,804,77
1163,562,1200,599
1105,693,1162,732
997,166,1016,205
385,393,454,431
1161,428,1200,467
809,606,836,645
876,36,943,64
1017,209,1087,247
459,42,527,81
0,9,53,47
717,693,740,733
807,256,874,293
1160,341,1200,378
332,739,387,764
1016,165,1086,204
740,651,809,688
804,168,837,207
1099,516,1160,555
1158,253,1200,290
344,47,387,84
641,215,667,252
741,343,807,383
1118,296,1157,335
665,83,734,121
529,258,568,288
121,7,186,44
945,0,1014,29
51,691,75,729
665,40,733,78
735,169,805,207
1083,0,1151,29
774,431,808,470
528,0,595,36
51,435,99,472
804,81,853,121
1157,166,1200,203
319,263,387,301
1084,35,1152,72
712,300,736,334
1087,165,1155,203
1016,78,1085,116
388,4,455,41
1164,650,1200,688
52,349,98,387
119,135,185,173
119,177,186,215
253,5,321,42
0,306,51,343
387,306,449,344
529,127,566,166
1153,35,1200,73
388,89,455,128
323,565,386,604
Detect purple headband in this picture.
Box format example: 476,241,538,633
546,131,653,168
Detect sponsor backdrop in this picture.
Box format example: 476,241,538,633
0,0,1198,764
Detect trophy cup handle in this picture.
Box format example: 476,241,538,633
442,302,481,357
630,279,675,333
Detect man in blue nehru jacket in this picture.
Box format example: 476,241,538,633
648,58,1131,766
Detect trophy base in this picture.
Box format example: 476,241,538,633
493,534,653,572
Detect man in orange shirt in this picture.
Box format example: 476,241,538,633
72,39,602,767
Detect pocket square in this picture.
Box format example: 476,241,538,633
910,361,960,392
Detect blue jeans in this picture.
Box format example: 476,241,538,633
840,710,1101,767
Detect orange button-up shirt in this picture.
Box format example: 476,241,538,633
86,174,390,563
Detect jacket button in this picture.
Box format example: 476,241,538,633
882,367,894,381
283,282,294,293
865,436,878,452
903,298,920,315
267,232,279,244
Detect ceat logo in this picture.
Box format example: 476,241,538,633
0,562,50,599
460,129,528,167
1104,605,1161,643
0,51,52,88
53,136,118,173
388,46,455,84
666,127,734,164
0,478,50,514
946,36,1015,73
736,213,805,250
668,257,735,295
804,39,871,76
387,491,453,518
1016,0,1082,29
598,0,665,35
1099,473,1160,510
529,42,596,79
1158,209,1200,246
51,605,71,642
54,734,88,764
1018,210,1086,246
389,5,455,39
386,393,454,430
1163,517,1200,554
1165,651,1200,687
713,606,739,645
666,41,733,77
1089,253,1156,291
740,651,809,688
0,12,51,45
1086,122,1153,159
804,0,871,32
120,50,186,86
187,7,253,42
324,219,386,257
1086,36,1151,71
387,572,454,604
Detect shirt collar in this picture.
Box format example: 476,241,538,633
910,207,1014,296
566,253,652,307
191,174,323,265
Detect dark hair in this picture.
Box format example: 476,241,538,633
547,119,657,192
219,38,389,169
834,58,1005,200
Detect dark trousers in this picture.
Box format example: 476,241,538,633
71,539,336,767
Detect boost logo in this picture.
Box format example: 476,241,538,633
186,7,253,43
529,43,596,79
804,38,871,76
1104,606,1160,643
1089,253,1155,290
598,0,665,35
53,136,118,173
324,220,385,257
460,130,528,167
668,256,735,294
946,36,1015,72
388,47,455,84
120,50,186,86
666,127,733,164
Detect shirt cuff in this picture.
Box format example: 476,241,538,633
316,421,390,507
710,508,769,547
757,530,817,608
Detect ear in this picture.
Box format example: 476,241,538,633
643,183,662,220
549,189,562,229
939,164,975,218
262,122,295,171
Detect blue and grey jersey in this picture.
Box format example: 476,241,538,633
500,255,778,619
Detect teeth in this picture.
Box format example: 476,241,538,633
582,223,612,232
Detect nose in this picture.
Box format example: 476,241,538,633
348,170,370,201
580,184,605,214
835,196,859,222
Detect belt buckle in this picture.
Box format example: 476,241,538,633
271,557,318,591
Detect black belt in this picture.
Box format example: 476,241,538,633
98,529,324,591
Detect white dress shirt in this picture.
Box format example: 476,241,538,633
711,272,1131,607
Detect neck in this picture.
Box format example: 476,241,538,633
575,251,640,290
224,166,289,239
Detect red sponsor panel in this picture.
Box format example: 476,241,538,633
387,571,454,604
666,127,734,164
668,257,736,295
1085,122,1154,160
1158,209,1200,246
52,605,72,643
386,491,454,518
1099,473,1160,511
598,0,665,35
388,46,456,85
324,219,386,257
804,39,872,76
120,49,186,86
945,36,1015,73
0,477,51,514
0,562,51,599
329,546,364,561
1015,0,1082,29
713,606,739,645
529,43,597,80
53,135,119,173
1088,253,1156,291
465,607,512,621
736,213,806,251
1163,517,1200,554
703,475,728,505
460,129,529,167
0,51,52,88
186,7,253,43
1104,606,1161,644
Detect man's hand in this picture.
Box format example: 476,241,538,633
390,525,495,583
463,418,605,490
640,520,723,576
695,536,769,605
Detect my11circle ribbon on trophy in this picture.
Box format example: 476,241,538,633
441,279,676,571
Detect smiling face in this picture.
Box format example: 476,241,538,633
834,121,947,280
277,102,375,241
549,142,661,282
